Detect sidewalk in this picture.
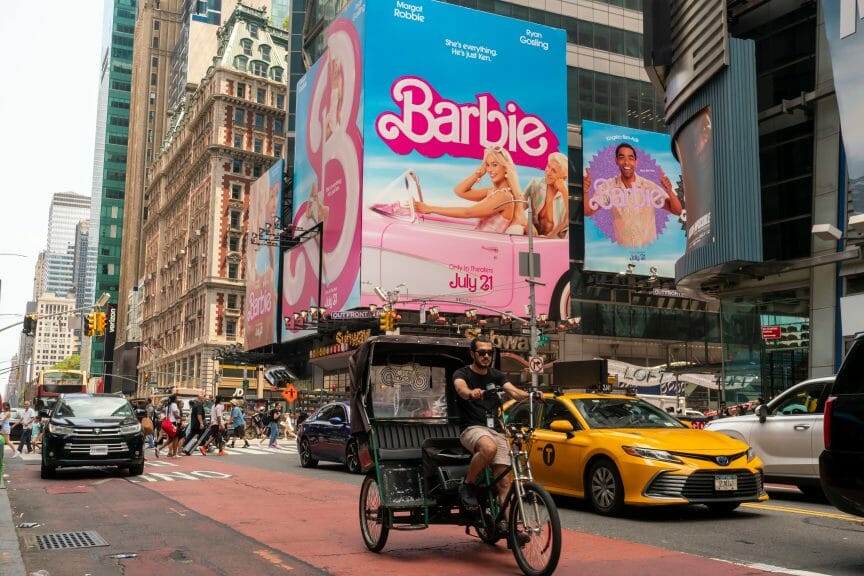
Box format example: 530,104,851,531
0,452,28,576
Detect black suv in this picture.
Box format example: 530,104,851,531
820,333,864,517
41,394,145,479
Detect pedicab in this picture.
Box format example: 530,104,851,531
349,335,562,576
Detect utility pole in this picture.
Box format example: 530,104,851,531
526,204,539,391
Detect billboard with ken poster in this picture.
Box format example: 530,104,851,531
582,120,685,278
246,158,283,350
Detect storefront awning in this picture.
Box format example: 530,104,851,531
309,350,354,371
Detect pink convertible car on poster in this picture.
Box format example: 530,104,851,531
361,170,571,319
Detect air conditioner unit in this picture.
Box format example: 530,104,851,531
179,249,186,255
195,229,201,236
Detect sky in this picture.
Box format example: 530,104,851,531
0,1,106,402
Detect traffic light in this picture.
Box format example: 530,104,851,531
379,310,393,332
21,314,36,336
95,311,107,336
84,313,95,337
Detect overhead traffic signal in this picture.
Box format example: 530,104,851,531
84,313,95,337
379,310,393,332
95,311,107,336
21,314,37,336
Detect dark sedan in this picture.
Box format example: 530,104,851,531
296,401,361,473
41,394,145,479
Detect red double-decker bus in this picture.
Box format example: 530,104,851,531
33,369,88,412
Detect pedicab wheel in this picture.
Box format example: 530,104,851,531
509,482,561,576
359,474,390,552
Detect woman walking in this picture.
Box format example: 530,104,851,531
268,405,283,449
1,402,18,459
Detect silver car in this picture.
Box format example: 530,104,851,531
705,377,833,497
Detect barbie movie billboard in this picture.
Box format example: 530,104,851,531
246,159,283,350
582,120,686,278
288,0,569,342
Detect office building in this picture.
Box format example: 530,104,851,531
44,192,90,299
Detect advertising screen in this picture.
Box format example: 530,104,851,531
673,108,715,250
361,0,569,317
582,120,685,277
286,1,365,342
823,0,864,214
246,158,283,350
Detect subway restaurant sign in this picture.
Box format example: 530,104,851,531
310,329,371,359
464,328,530,353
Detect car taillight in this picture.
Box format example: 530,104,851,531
823,396,835,450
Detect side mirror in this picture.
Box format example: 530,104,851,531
549,419,575,438
756,405,768,423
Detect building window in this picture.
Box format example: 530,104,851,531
253,164,262,178
251,61,267,77
150,73,158,85
153,20,160,30
237,82,245,98
227,263,239,280
253,138,263,153
228,235,239,252
234,134,243,148
152,37,159,49
274,143,282,157
149,91,156,104
241,38,253,56
229,210,242,228
148,110,155,123
257,88,266,104
254,113,264,130
233,55,248,70
231,183,242,200
248,23,258,38
227,293,238,309
232,159,242,173
260,45,271,62
226,318,237,337
274,118,283,134
271,67,283,82
275,94,284,109
147,130,153,143
234,108,245,124
151,56,158,67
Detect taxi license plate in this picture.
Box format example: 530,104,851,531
714,474,737,491
90,445,108,456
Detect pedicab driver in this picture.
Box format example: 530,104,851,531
453,336,531,511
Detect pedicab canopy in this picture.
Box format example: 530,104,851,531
349,335,473,435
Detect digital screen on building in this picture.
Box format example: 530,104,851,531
673,108,715,251
582,120,685,277
289,0,570,336
246,158,283,350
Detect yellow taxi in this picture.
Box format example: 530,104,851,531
506,391,768,516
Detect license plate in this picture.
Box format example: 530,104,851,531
90,445,108,456
714,474,737,491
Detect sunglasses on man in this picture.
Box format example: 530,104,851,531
474,349,493,357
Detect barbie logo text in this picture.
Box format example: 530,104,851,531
588,178,667,211
376,77,556,169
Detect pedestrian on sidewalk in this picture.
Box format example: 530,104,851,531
200,396,227,456
0,403,17,459
16,401,36,455
161,394,182,458
144,398,156,448
268,405,283,448
228,400,249,448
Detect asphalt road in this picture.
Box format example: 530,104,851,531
4,447,863,575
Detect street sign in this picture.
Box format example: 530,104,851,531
761,326,781,340
242,378,249,389
528,356,544,374
282,384,298,403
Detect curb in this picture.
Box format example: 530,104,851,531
0,451,27,576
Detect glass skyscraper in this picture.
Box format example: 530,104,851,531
45,192,91,298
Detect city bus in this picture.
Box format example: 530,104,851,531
33,369,88,412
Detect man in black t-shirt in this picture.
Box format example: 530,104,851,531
452,336,529,512
182,393,207,455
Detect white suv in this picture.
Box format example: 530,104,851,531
704,377,833,497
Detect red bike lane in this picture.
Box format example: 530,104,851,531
134,457,773,576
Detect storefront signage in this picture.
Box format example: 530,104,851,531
309,329,371,359
464,328,529,353
761,326,781,340
330,310,380,320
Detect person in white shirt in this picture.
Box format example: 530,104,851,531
1,402,18,458
199,396,227,456
17,401,37,455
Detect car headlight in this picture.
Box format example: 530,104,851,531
121,423,142,435
622,446,683,464
747,446,756,462
49,423,75,435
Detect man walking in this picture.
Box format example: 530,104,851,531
200,396,227,456
17,401,37,455
183,393,207,455
228,400,249,448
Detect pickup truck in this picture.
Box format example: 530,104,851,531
819,333,864,518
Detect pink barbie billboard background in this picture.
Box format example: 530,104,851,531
288,0,569,338
361,0,569,318
246,159,283,350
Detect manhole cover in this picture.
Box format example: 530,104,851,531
24,531,109,551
